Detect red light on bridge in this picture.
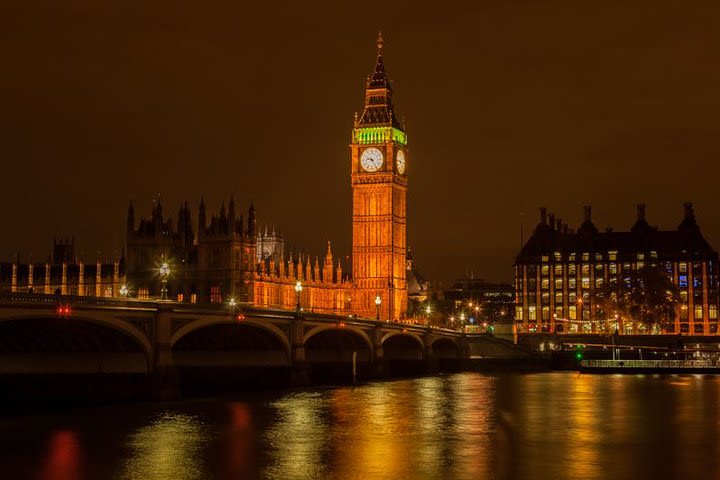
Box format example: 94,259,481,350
56,304,72,318
337,322,346,328
236,313,245,321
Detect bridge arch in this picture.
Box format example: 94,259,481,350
0,312,153,358
303,324,374,355
430,337,461,359
380,330,425,351
171,316,291,358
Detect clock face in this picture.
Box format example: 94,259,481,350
396,150,406,174
360,147,384,172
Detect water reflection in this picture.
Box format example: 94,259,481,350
118,412,208,480
262,375,497,479
41,430,80,480
7,373,720,480
264,392,329,479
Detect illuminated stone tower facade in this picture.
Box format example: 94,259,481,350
351,33,408,321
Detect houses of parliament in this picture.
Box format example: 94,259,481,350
123,34,413,320
0,35,424,320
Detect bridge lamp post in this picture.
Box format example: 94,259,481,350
425,305,431,326
120,284,129,298
375,295,382,321
159,261,170,300
295,281,303,312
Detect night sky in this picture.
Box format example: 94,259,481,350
1,1,719,284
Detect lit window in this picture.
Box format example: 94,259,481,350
191,293,197,303
680,291,688,302
679,275,688,288
528,306,536,320
515,307,523,320
595,277,604,288
695,305,703,320
582,253,589,261
595,264,604,273
582,277,590,289
569,278,577,289
555,292,563,304
609,263,617,275
210,285,223,303
650,251,658,259
554,306,563,318
542,292,549,304
555,278,563,289
569,305,577,320
542,306,550,320
541,265,549,276
541,278,549,289
595,253,603,261
636,262,644,269
138,287,149,299
569,292,577,303
177,293,184,302
569,253,576,262
582,264,590,275
710,305,718,320
679,263,688,273
541,255,549,263
554,265,563,275
637,253,645,260
569,265,576,275
554,252,562,261
608,251,618,261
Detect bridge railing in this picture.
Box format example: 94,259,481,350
0,292,157,309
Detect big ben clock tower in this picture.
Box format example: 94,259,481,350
351,32,408,321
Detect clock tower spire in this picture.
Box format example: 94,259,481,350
351,33,408,321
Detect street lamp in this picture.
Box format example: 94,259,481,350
294,281,303,312
120,284,129,298
375,295,382,320
159,259,170,300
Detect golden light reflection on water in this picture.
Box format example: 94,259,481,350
264,391,329,479
263,375,497,480
118,412,208,480
16,373,720,480
565,375,601,480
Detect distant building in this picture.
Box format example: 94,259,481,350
406,249,429,305
514,203,719,335
443,277,514,325
0,242,123,298
125,197,257,304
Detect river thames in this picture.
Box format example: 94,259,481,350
2,372,720,480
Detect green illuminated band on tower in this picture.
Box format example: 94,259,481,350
353,127,407,146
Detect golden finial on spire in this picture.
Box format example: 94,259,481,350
377,30,384,52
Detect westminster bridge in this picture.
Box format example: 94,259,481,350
0,293,529,400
